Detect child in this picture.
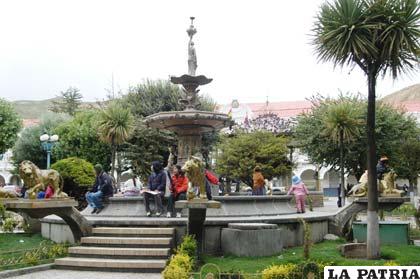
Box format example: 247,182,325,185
287,175,309,213
45,183,55,199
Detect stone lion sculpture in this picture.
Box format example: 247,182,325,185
347,171,369,197
19,160,67,199
348,170,403,197
182,156,206,200
380,171,404,196
0,188,18,199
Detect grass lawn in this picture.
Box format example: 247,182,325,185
201,239,420,274
0,233,56,271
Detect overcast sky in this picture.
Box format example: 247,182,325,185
0,0,418,104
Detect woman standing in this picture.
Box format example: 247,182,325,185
252,166,265,196
167,165,188,218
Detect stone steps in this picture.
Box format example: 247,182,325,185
80,236,173,247
92,227,175,237
55,226,174,272
55,257,166,272
68,246,170,259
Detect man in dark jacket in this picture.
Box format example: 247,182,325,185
377,156,390,180
86,164,113,214
143,161,166,217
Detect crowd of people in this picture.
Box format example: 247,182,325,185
85,160,219,217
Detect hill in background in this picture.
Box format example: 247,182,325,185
381,83,420,103
11,83,420,120
12,98,96,120
12,98,59,120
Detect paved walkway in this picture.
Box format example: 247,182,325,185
7,269,161,279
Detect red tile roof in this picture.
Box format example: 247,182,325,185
22,119,41,128
219,100,420,121
245,101,312,117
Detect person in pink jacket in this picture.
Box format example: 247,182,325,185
287,175,309,213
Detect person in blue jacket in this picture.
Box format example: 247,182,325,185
143,161,167,217
86,164,113,214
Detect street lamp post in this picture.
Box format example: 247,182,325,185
40,133,59,169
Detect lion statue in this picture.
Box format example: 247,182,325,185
19,160,67,199
0,188,19,199
348,170,403,197
347,171,369,197
380,171,404,196
182,156,206,200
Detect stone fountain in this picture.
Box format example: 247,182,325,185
145,17,230,258
145,17,231,165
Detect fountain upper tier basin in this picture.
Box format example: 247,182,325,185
145,110,231,134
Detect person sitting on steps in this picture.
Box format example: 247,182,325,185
86,164,113,214
167,165,188,218
143,161,166,217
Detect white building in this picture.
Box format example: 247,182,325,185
0,150,21,186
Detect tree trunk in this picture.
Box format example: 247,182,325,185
116,151,122,191
366,70,380,259
340,128,346,206
111,146,116,181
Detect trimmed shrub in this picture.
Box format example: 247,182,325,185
262,262,325,279
162,263,189,279
177,234,197,259
51,157,95,187
163,235,197,279
262,264,296,279
384,260,399,266
51,157,95,209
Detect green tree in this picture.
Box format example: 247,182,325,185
295,95,418,180
312,0,419,259
0,98,22,154
98,102,134,179
123,121,175,180
215,131,292,186
321,97,364,206
124,80,183,117
120,79,218,178
53,111,112,171
12,113,69,169
394,134,420,192
49,87,83,116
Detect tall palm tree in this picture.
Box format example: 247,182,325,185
322,99,363,207
313,0,419,259
98,103,135,181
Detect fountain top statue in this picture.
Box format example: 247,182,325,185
145,17,231,165
170,17,212,110
187,17,197,76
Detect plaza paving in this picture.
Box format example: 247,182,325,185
7,269,161,279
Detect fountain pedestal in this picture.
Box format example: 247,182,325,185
176,200,221,259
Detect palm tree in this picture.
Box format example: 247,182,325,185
322,98,363,207
313,0,419,259
98,103,135,181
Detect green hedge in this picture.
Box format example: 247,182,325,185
51,157,95,187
